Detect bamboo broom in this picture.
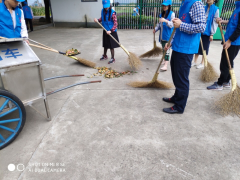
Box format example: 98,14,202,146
95,21,142,69
128,28,176,89
214,22,240,117
139,7,162,58
200,38,218,82
29,43,96,68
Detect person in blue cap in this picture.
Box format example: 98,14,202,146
22,1,34,32
192,0,219,69
132,5,140,16
163,0,206,114
207,0,240,90
153,0,175,71
0,0,29,42
94,0,120,64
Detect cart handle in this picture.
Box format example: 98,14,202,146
44,74,85,81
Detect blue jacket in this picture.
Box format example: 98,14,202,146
203,4,218,36
159,11,174,41
0,3,22,38
224,1,240,46
101,8,117,32
172,0,201,54
23,5,33,19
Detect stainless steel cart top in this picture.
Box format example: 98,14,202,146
0,39,40,69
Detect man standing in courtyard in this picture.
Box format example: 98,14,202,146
163,0,206,114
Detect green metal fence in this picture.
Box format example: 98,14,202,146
113,0,235,30
113,0,181,29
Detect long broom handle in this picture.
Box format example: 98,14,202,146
218,22,232,70
29,43,59,53
0,36,7,39
155,28,176,74
200,38,204,51
96,21,120,45
153,7,156,43
29,38,57,51
0,36,59,53
95,21,130,55
200,38,208,67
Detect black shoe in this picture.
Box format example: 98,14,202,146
162,97,174,103
163,107,183,114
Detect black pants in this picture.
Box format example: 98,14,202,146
170,51,193,113
25,19,33,31
217,45,240,85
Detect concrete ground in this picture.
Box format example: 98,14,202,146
1,28,240,180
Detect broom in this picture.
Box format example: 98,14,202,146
200,38,218,82
95,21,142,69
214,22,240,117
0,36,95,68
29,38,81,56
139,7,162,58
29,43,96,68
128,28,176,88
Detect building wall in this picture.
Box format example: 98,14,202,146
51,0,109,28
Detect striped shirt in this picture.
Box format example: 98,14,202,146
179,1,206,34
171,1,206,44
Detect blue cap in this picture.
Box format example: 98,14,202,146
102,0,111,8
2,0,25,2
138,5,140,9
162,0,172,6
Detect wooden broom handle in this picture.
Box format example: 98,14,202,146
200,38,204,51
29,43,59,53
218,22,232,70
29,38,57,51
153,7,156,42
96,21,121,46
0,36,7,39
155,28,176,74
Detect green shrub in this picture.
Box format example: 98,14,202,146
31,7,45,16
221,11,233,19
117,14,158,28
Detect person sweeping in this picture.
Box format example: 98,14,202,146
192,0,219,69
94,0,120,64
207,0,240,90
163,0,206,114
153,0,175,71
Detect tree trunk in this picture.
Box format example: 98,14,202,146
44,0,51,23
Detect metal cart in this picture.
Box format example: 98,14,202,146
0,38,101,150
0,38,51,150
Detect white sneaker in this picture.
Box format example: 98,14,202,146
191,62,197,67
196,64,204,69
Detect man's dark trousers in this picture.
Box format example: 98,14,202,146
25,18,33,31
217,45,240,85
170,50,193,113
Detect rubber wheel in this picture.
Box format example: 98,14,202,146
0,89,26,150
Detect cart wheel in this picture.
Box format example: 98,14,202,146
0,90,26,150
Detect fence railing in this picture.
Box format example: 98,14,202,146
113,0,235,30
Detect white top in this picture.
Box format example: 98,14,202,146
205,8,219,36
8,8,28,38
